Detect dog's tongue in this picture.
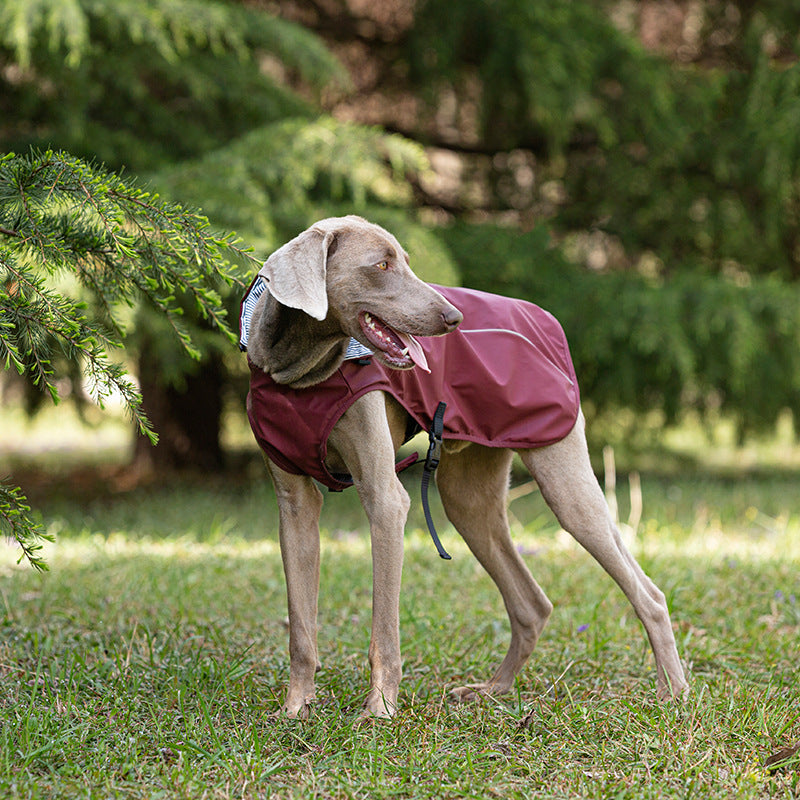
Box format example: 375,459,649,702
397,331,429,373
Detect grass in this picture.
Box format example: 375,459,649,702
1,402,800,798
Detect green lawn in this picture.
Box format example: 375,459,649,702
1,405,799,798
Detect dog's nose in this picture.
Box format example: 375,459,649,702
441,305,463,331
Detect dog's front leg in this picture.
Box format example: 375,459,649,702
266,460,324,719
328,393,409,718
358,477,408,718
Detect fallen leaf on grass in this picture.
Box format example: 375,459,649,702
764,744,800,773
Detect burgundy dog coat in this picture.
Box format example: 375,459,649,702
244,285,580,490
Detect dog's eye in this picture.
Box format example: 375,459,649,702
376,260,389,271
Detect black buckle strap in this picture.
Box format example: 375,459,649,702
422,401,451,560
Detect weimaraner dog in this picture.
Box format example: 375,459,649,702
243,215,687,718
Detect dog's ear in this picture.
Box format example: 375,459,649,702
261,226,336,321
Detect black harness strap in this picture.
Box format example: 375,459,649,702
421,401,451,560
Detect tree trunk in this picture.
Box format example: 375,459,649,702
133,350,225,473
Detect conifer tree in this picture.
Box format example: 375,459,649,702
0,149,246,568
0,0,346,172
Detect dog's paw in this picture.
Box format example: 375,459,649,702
283,691,315,720
361,688,397,720
449,684,492,704
657,677,690,703
284,703,312,720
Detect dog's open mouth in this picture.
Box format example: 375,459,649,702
358,311,430,372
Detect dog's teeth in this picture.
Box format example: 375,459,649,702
401,347,409,355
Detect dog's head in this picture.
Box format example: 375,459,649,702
260,216,462,370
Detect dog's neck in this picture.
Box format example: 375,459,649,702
248,294,350,388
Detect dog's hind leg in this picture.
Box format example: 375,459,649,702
519,413,687,700
266,460,324,719
437,444,554,702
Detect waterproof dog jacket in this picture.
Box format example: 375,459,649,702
244,285,580,491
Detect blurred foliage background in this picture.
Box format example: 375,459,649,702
3,0,800,469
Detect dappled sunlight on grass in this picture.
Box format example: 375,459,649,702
0,402,132,471
639,519,800,562
1,532,282,573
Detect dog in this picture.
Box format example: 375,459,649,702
241,215,687,718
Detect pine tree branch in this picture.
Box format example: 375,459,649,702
0,482,53,573
1,149,248,569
